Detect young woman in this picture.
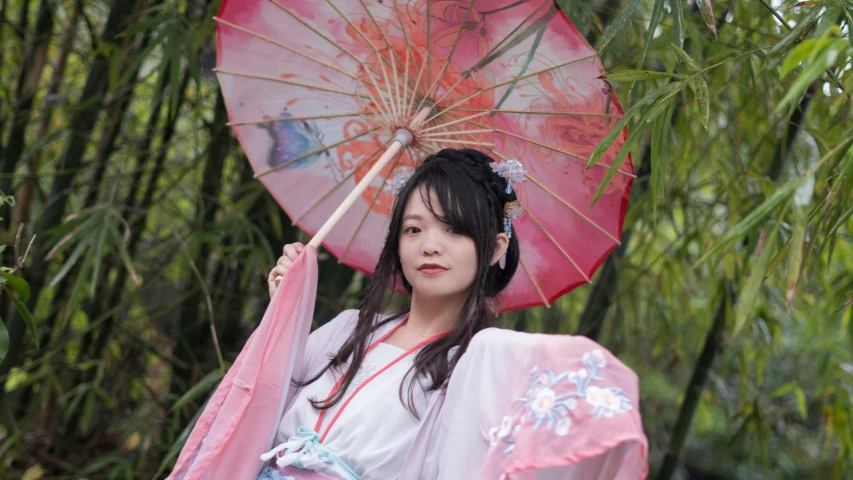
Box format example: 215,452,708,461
171,149,647,480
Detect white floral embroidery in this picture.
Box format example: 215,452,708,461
485,349,633,452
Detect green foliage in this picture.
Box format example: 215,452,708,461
0,0,852,478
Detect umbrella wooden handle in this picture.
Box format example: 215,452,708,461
308,108,431,249
308,140,403,249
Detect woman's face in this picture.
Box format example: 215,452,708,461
398,188,479,301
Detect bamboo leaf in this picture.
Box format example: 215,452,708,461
90,222,108,295
0,271,31,301
4,285,38,350
697,0,717,39
769,7,822,58
777,38,848,112
671,43,700,72
637,0,666,68
646,81,686,120
0,315,8,362
794,386,808,420
591,91,680,207
694,181,798,267
781,38,823,78
602,69,678,82
47,239,89,289
813,6,841,40
586,81,682,170
786,207,808,309
597,0,642,51
651,101,675,219
733,222,781,336
691,77,710,129
826,202,853,241
672,0,684,48
771,382,795,398
109,224,141,286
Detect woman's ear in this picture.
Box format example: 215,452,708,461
490,233,510,266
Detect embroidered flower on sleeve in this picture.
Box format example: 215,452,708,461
486,349,633,452
555,417,572,436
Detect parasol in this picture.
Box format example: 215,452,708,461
214,0,633,311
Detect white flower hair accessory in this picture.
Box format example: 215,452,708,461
383,166,414,196
489,159,527,194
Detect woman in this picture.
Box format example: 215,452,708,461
172,149,647,480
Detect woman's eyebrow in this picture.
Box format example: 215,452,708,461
403,214,424,221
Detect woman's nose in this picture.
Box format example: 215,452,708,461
420,230,442,255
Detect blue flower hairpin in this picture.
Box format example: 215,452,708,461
383,166,414,197
489,159,527,194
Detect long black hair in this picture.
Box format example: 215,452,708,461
296,148,521,416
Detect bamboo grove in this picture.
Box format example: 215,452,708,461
0,0,852,478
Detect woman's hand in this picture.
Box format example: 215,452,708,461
268,242,304,298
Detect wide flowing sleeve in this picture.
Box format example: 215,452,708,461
167,248,357,480
408,328,648,480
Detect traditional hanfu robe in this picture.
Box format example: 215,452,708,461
167,249,648,480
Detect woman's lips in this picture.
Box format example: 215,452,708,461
418,266,448,276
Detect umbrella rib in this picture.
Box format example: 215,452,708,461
427,0,552,109
292,144,389,224
228,111,375,126
255,126,381,178
358,0,408,119
521,204,591,283
466,120,635,177
518,257,551,308
213,17,362,82
454,108,623,118
427,54,597,123
415,0,477,118
325,0,400,122
424,138,494,147
450,129,622,246
525,174,622,244
421,128,494,138
271,0,361,62
420,111,491,133
214,69,372,99
471,0,551,68
271,0,397,124
406,46,429,119
391,1,415,119
340,150,404,262
425,0,432,112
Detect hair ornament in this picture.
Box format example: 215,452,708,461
503,200,523,239
384,166,414,196
489,159,527,194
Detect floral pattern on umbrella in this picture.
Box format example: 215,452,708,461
215,0,633,311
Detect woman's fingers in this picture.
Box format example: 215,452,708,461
268,243,305,298
283,243,303,261
268,264,288,282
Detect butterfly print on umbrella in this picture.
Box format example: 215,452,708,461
258,110,341,182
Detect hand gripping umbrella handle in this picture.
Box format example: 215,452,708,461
308,107,431,249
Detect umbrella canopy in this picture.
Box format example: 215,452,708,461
215,0,633,311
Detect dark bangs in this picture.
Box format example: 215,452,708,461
409,160,496,244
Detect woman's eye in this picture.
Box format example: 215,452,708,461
404,226,420,234
446,226,459,234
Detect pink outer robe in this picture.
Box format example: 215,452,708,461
168,248,648,479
